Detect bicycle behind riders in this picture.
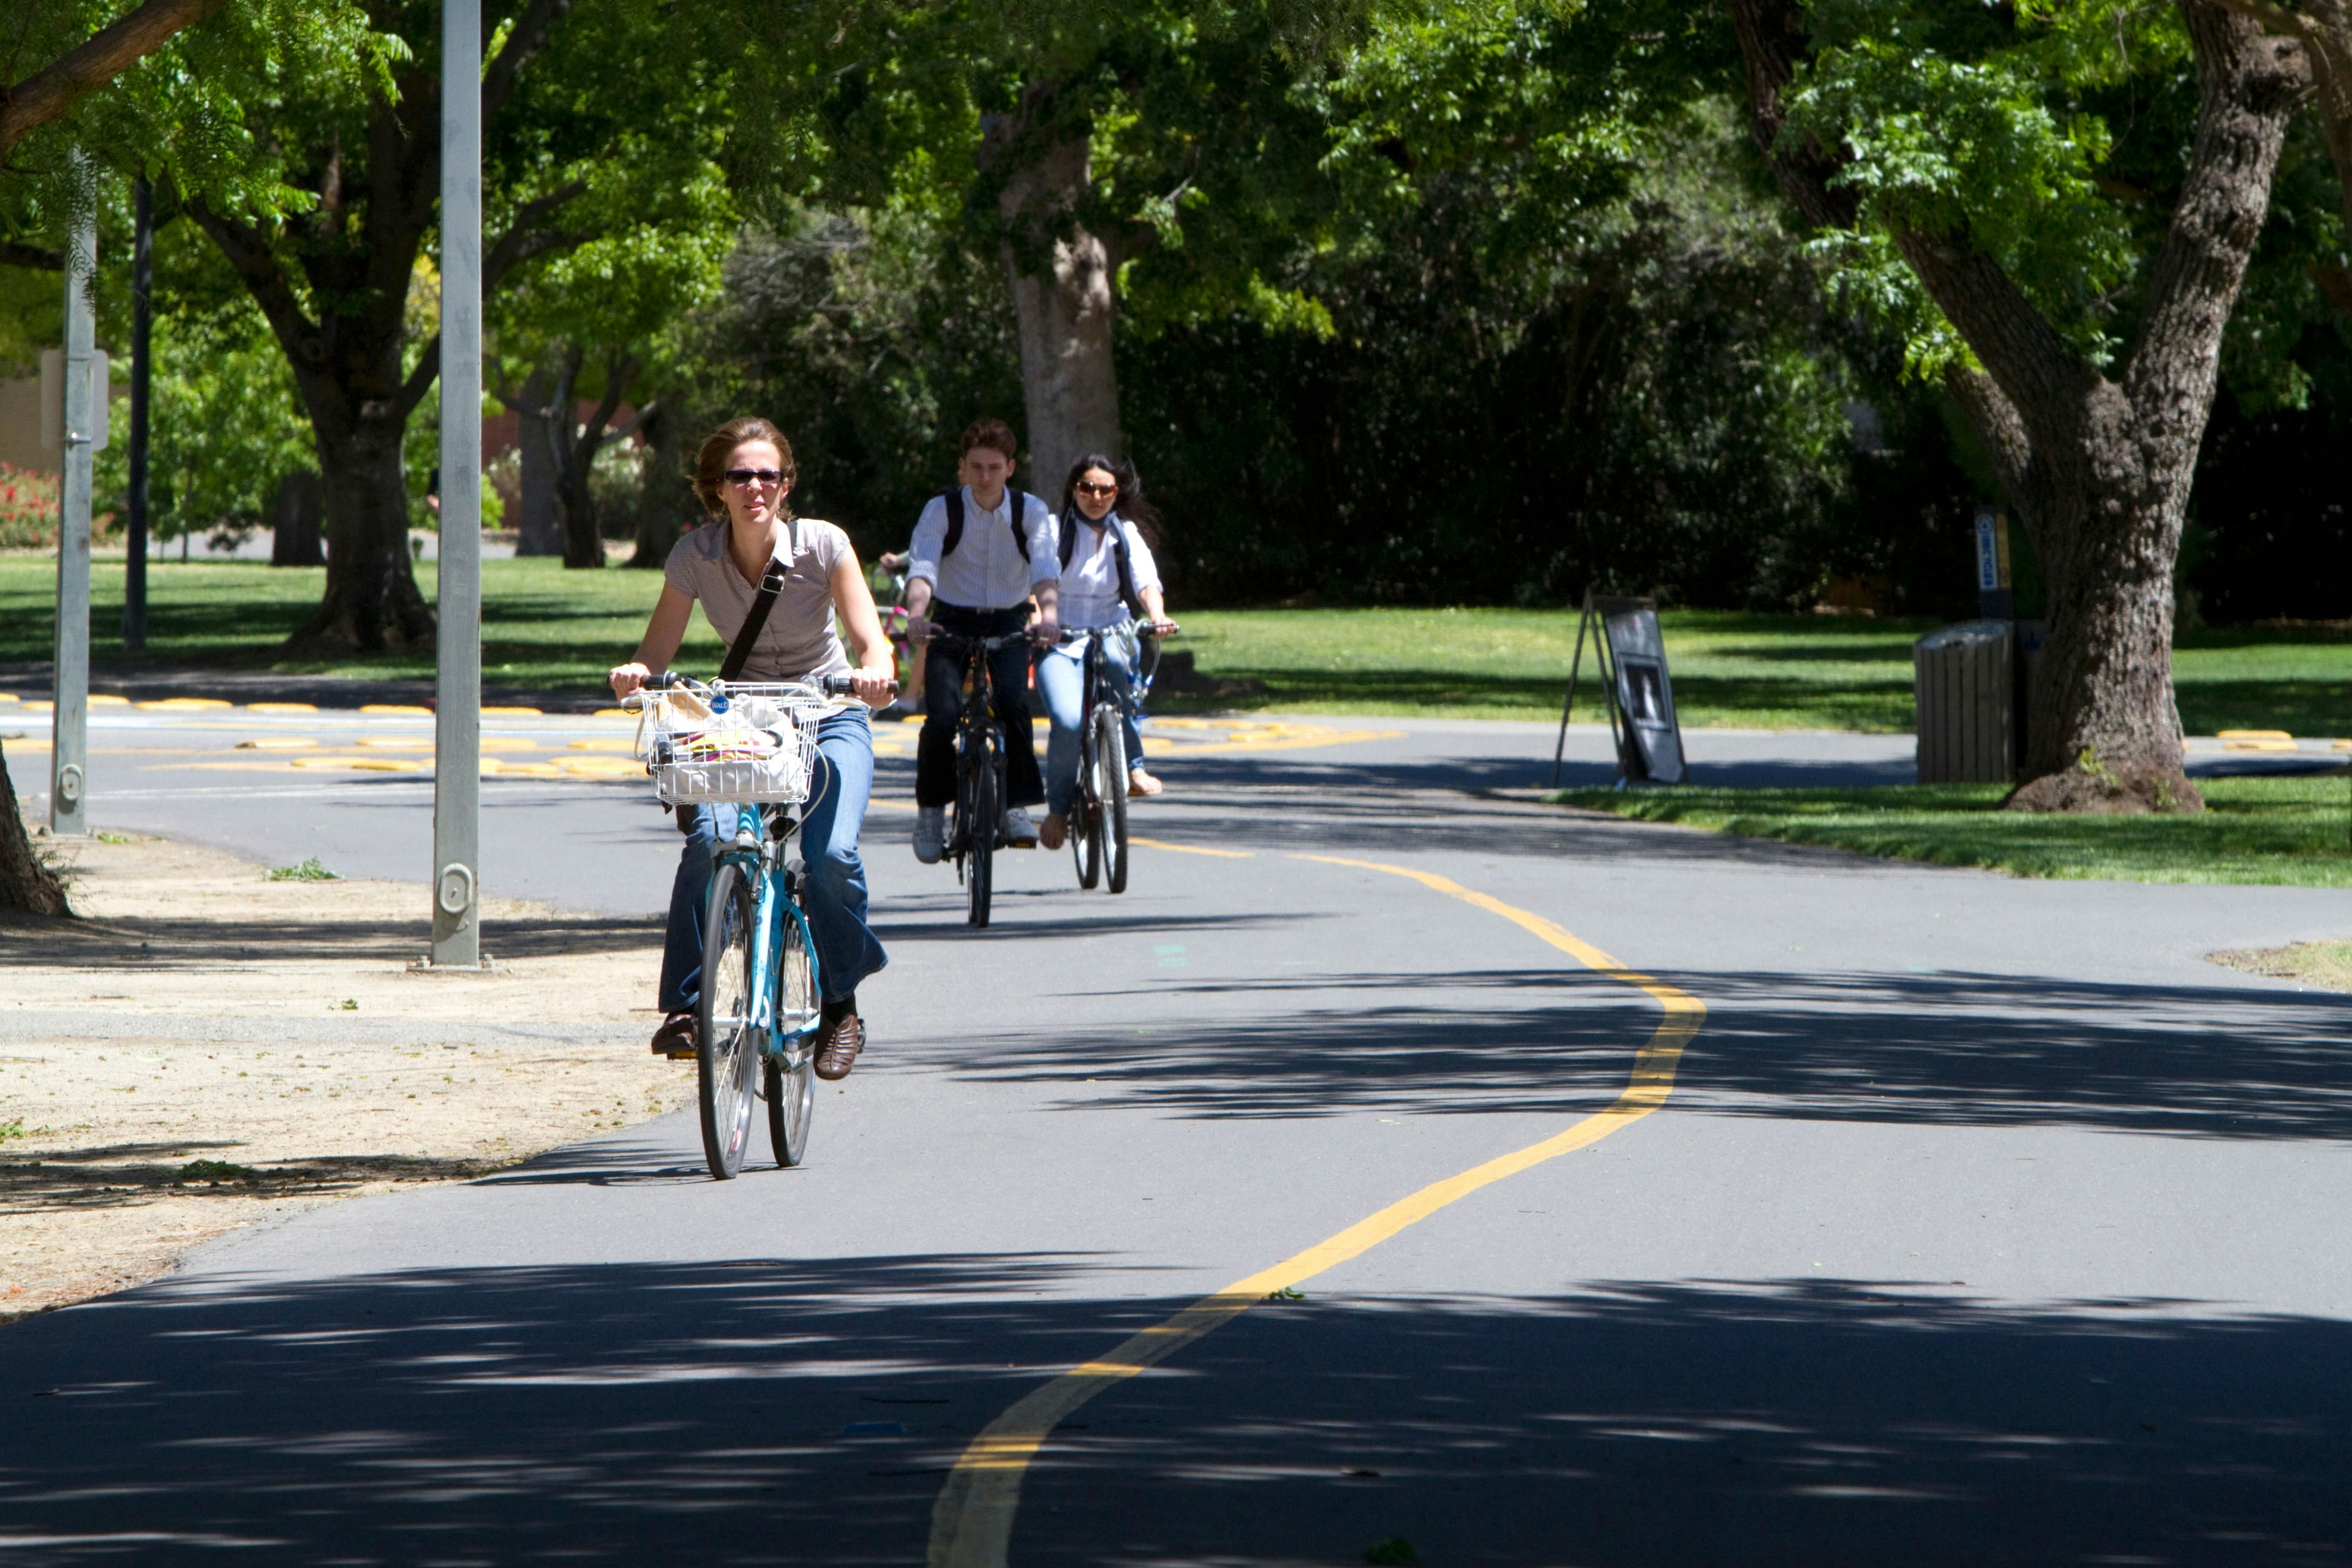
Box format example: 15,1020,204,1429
902,417,1060,863
1036,452,1176,853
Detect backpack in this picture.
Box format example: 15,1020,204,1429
1058,513,1143,618
940,488,1038,562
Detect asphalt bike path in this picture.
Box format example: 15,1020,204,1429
4,705,2351,1563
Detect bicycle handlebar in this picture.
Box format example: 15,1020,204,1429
1057,622,1180,645
618,671,891,710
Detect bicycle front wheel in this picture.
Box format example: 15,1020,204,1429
967,756,997,929
696,860,761,1179
1098,712,1130,895
767,904,816,1168
1073,726,1102,891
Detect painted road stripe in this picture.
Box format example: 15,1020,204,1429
926,853,1706,1567
1128,837,1252,858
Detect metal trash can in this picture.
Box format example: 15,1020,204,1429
1914,619,2014,783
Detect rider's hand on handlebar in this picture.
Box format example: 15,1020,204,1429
849,663,897,708
609,662,652,701
905,614,932,645
1029,612,1061,648
1145,617,1178,638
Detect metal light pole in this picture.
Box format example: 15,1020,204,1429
51,192,97,839
125,177,152,654
430,0,483,966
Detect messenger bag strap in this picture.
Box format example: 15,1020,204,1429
718,556,787,683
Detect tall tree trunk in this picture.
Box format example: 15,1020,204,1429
1732,0,2304,810
983,86,1124,495
510,364,561,557
2211,0,2352,314
551,350,635,570
269,470,323,567
628,399,693,568
303,410,433,648
0,742,70,917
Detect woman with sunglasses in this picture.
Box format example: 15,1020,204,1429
1036,453,1177,853
609,417,897,1081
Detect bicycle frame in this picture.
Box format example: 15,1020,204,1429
706,802,823,1061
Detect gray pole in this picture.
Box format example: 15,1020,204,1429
430,0,483,967
51,188,96,839
124,177,151,654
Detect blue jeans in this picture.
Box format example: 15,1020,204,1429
658,706,886,1012
1037,630,1145,818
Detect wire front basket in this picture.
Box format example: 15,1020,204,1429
636,682,829,805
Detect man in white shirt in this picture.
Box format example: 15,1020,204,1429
902,418,1060,861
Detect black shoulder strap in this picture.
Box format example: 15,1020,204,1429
1058,508,1077,570
940,488,965,559
1010,492,1031,563
1111,519,1142,616
719,552,786,683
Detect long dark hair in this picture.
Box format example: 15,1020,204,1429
1058,453,1161,548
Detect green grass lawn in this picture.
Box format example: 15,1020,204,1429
1555,775,2352,886
4,556,2349,732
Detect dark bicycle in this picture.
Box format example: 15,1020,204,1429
1059,623,1175,895
924,630,1032,929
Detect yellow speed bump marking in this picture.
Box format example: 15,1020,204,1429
1136,717,1402,758
136,697,230,711
88,694,129,707
482,705,542,716
927,854,1705,1567
360,704,431,716
247,702,318,714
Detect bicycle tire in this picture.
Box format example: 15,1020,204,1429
968,752,996,928
766,901,817,1168
696,860,761,1179
1102,714,1129,894
1073,714,1102,891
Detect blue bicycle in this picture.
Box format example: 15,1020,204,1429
630,672,860,1177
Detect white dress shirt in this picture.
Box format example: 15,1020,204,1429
907,486,1058,610
1055,513,1164,631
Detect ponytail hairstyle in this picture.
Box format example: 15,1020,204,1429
693,417,796,518
1058,452,1161,550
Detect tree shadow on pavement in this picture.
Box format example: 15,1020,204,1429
0,1261,2343,1566
918,963,2352,1141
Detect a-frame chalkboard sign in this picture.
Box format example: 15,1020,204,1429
1549,590,1686,788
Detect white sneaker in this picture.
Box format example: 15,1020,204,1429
1001,806,1038,848
913,806,946,864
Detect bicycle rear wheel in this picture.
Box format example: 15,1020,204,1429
1098,714,1130,895
766,901,817,1167
967,756,997,928
697,860,761,1179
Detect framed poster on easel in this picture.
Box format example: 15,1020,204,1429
1549,589,1686,788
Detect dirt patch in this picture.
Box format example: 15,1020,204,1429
0,827,678,1326
2209,940,2352,993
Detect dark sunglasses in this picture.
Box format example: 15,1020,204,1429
1073,481,1118,497
725,468,785,488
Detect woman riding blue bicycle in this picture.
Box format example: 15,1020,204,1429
1036,453,1177,853
609,417,896,1081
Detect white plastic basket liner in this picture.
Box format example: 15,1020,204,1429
639,685,825,805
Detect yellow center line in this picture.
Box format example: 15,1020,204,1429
927,853,1705,1567
1127,838,1253,858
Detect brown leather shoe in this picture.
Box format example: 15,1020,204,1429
650,1011,696,1058
813,1012,865,1080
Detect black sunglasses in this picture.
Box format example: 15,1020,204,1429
725,468,785,488
1072,481,1118,497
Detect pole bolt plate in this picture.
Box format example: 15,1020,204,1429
436,862,475,917
56,764,84,805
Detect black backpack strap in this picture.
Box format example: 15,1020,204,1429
718,554,786,683
940,488,965,559
1058,507,1077,570
1111,521,1142,617
1009,492,1032,563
